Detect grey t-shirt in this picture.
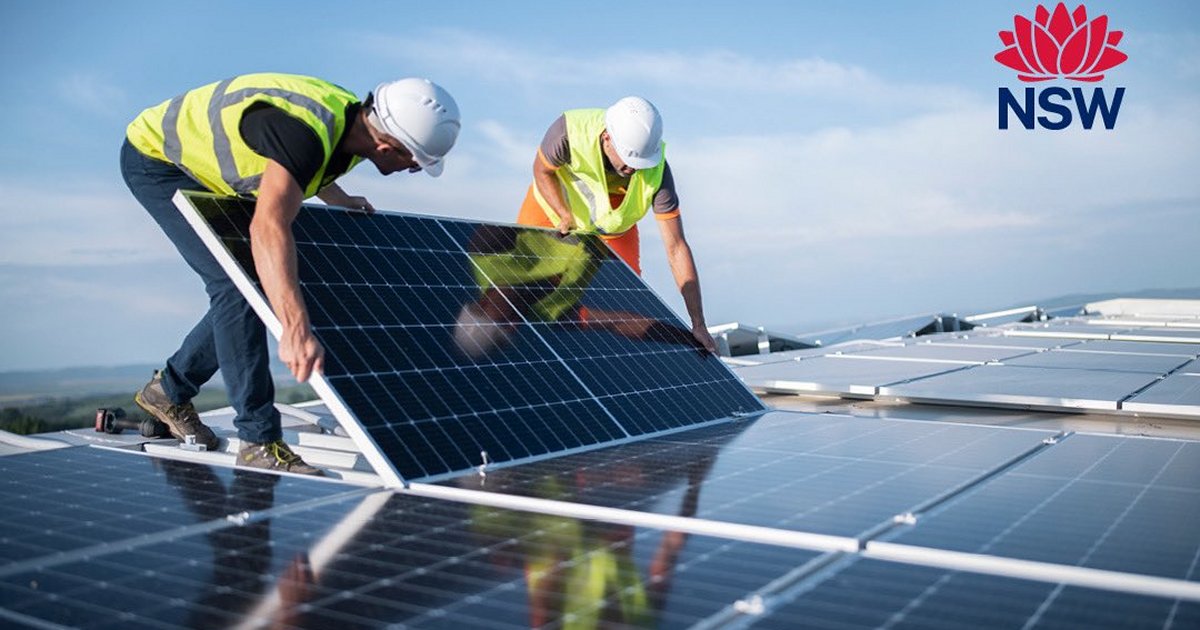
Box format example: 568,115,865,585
539,115,680,215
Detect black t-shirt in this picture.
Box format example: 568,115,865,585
238,102,360,191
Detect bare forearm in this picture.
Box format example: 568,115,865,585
317,183,373,213
669,243,706,327
316,183,351,206
532,156,573,229
253,160,324,380
251,201,308,331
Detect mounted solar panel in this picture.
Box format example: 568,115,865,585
174,192,763,485
446,411,1059,539
0,446,820,629
747,557,1200,629
886,434,1200,581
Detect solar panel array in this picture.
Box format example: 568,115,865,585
0,447,823,628
736,320,1200,418
176,192,762,483
4,413,1198,627
447,411,1060,538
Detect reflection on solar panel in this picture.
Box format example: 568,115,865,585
174,192,763,484
5,411,1200,627
447,412,1058,538
0,447,818,629
0,445,356,565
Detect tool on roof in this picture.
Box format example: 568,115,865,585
94,407,171,438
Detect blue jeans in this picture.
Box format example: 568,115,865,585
120,139,281,444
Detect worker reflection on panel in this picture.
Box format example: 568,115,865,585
470,450,717,628
156,460,315,627
452,225,699,360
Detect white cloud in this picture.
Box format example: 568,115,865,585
56,73,129,118
474,119,537,170
634,96,1200,326
0,179,178,266
359,29,972,108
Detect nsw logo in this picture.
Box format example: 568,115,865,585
994,3,1127,130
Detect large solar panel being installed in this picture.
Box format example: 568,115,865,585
175,192,763,484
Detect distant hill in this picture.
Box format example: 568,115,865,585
0,363,297,405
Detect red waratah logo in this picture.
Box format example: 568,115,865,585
995,3,1128,82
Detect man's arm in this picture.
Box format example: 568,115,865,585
532,152,574,234
316,182,374,213
250,160,324,382
657,215,718,353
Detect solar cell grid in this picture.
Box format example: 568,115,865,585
449,412,1057,538
0,477,820,629
0,447,352,566
747,557,1200,629
178,193,762,483
888,435,1200,582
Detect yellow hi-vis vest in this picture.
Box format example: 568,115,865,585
126,73,361,198
532,109,666,235
470,231,598,322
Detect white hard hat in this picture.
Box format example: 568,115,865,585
371,78,461,177
604,96,663,170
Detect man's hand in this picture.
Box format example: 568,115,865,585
554,212,575,235
280,325,324,382
343,195,374,214
691,324,718,354
317,183,374,213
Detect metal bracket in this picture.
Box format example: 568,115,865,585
478,451,490,479
179,434,208,452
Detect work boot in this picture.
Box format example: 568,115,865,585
238,440,324,476
134,371,220,451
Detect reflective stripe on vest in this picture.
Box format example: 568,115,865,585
126,73,359,197
531,109,665,235
470,231,598,322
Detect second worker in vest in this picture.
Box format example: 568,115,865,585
121,73,460,475
516,97,717,353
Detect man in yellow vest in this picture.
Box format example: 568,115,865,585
516,97,717,353
121,73,460,475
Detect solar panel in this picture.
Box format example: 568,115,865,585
1073,339,1200,356
1000,348,1194,373
1111,329,1200,343
445,411,1059,539
174,192,763,485
735,355,973,396
746,557,1199,629
885,434,1200,581
934,334,1077,349
0,448,820,629
879,364,1165,411
0,446,358,567
1123,373,1200,417
853,342,1039,363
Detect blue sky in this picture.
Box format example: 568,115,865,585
1,1,1197,371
